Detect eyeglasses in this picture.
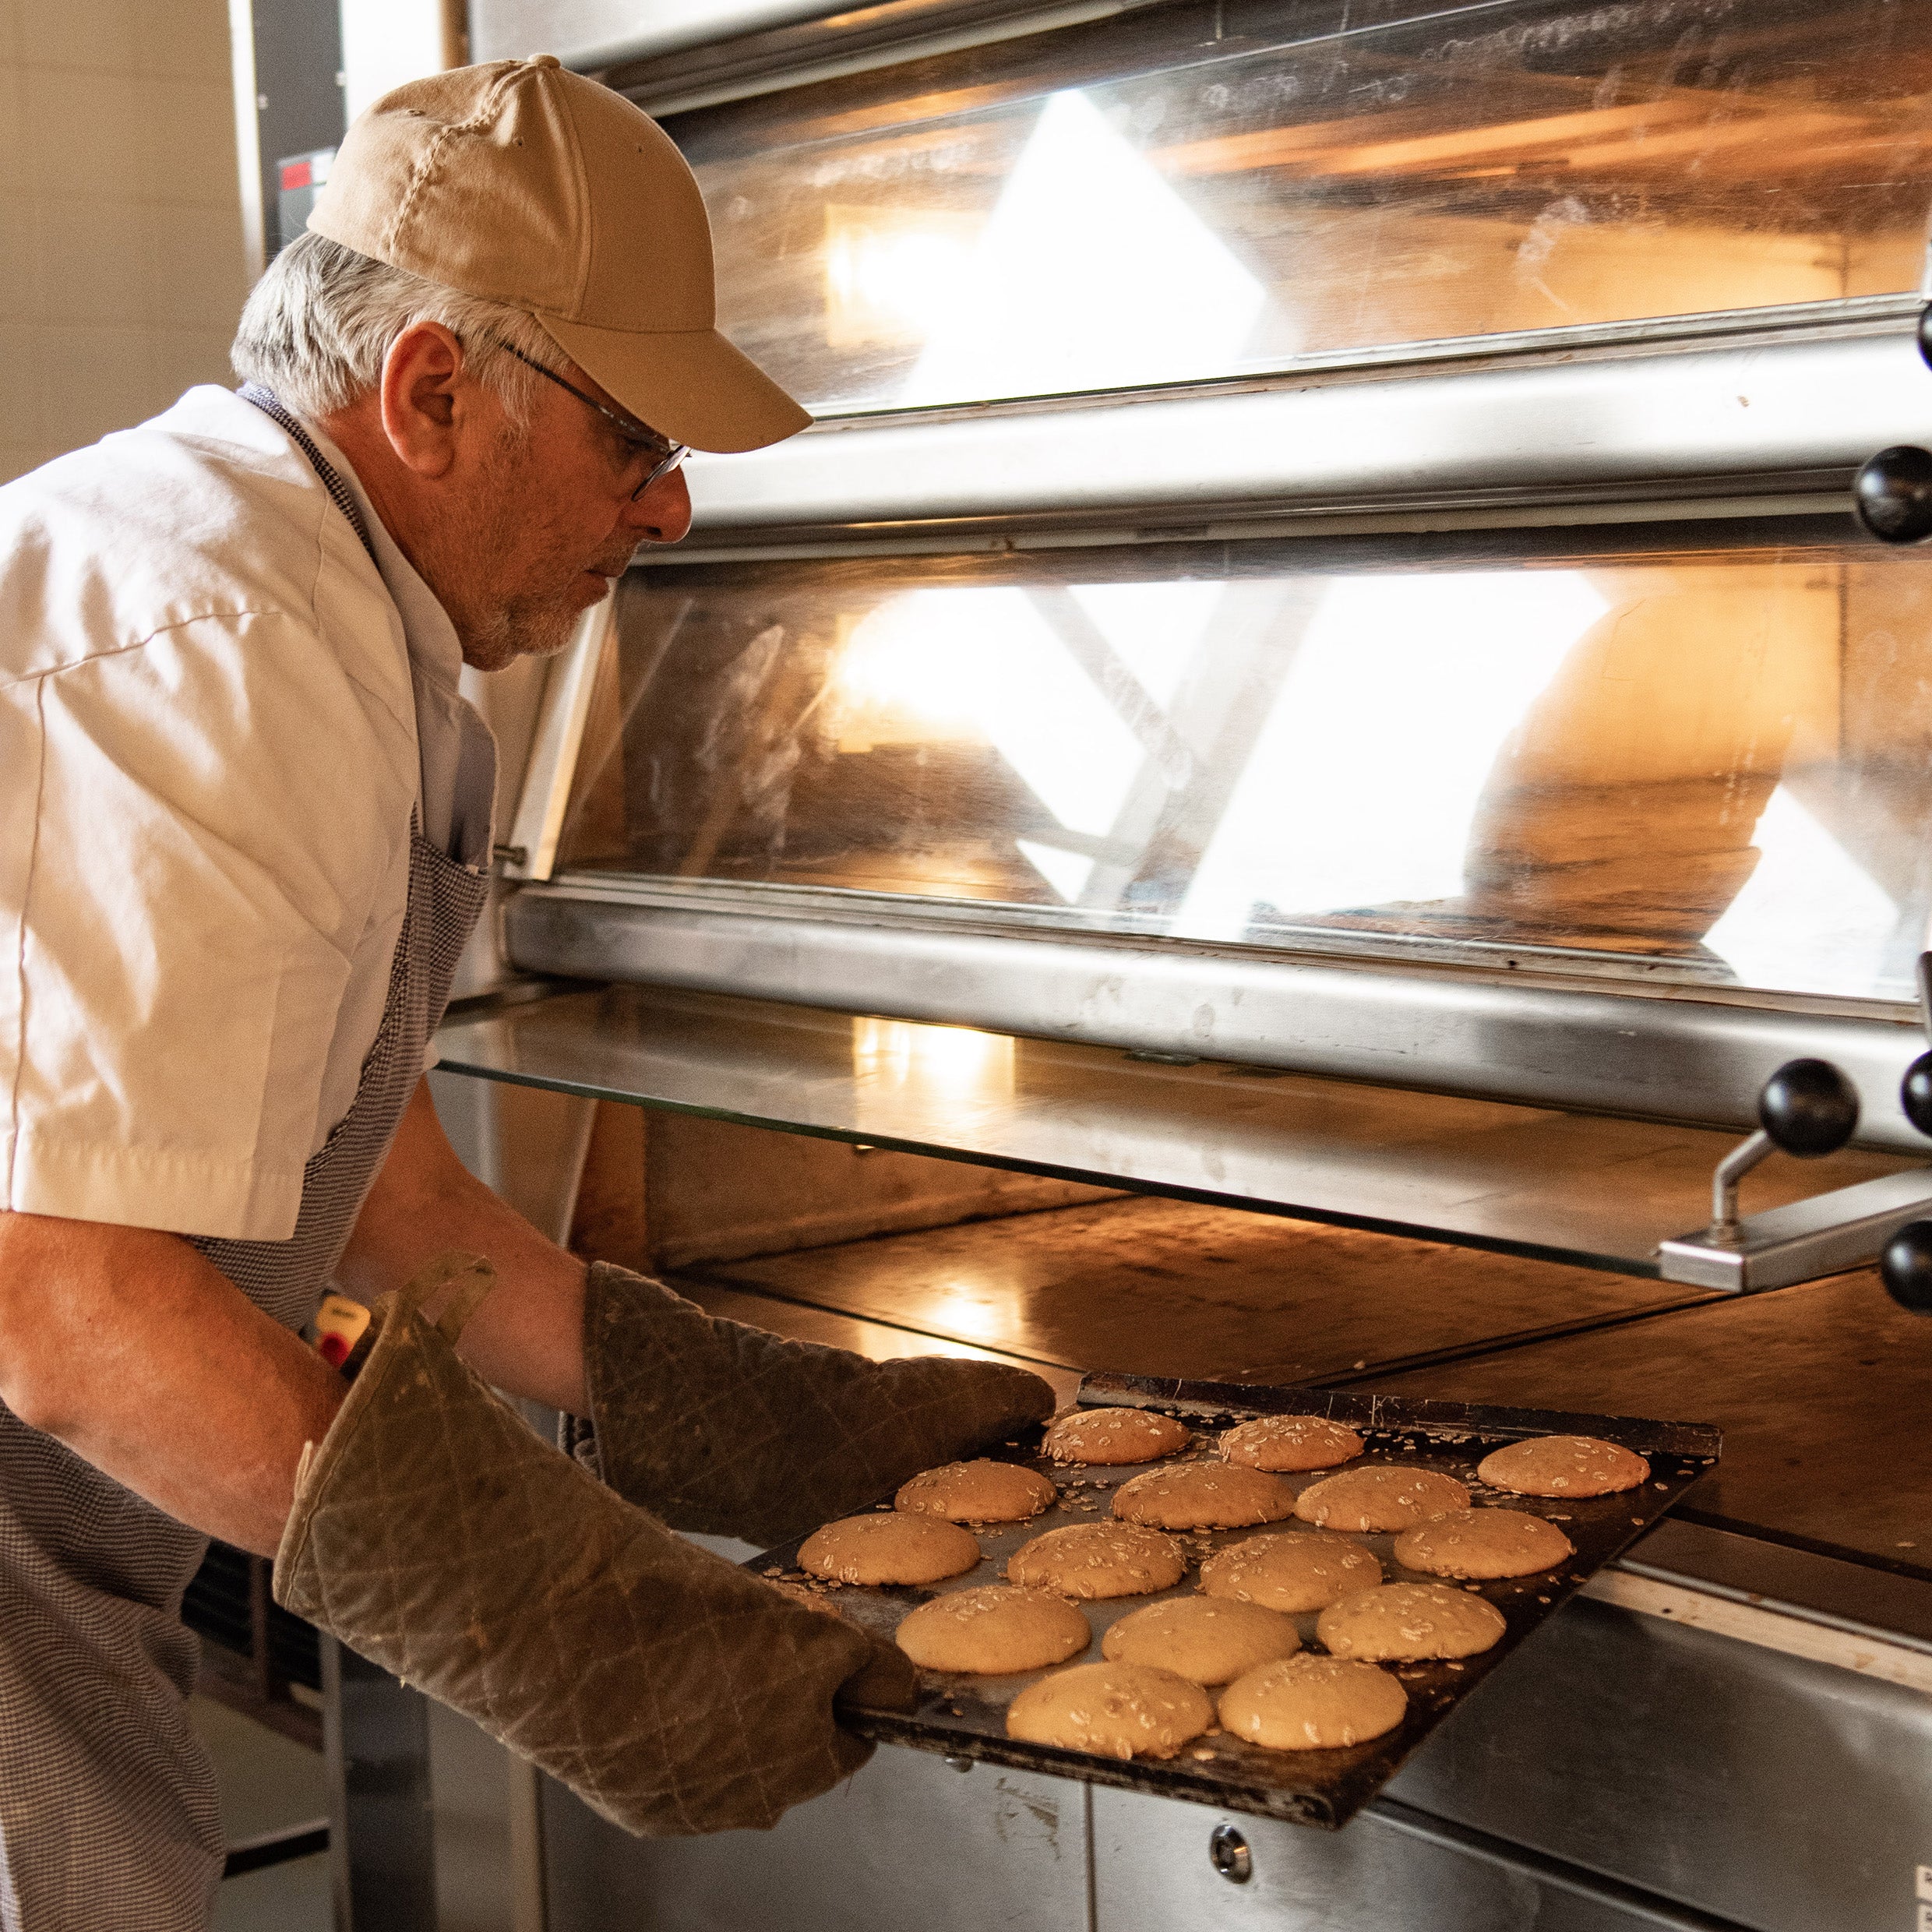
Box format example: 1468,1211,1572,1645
492,339,690,500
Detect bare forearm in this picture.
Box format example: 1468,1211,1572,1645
340,1080,589,1413
0,1211,344,1557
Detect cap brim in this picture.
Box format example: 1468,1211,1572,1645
537,315,810,453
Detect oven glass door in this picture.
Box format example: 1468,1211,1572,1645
668,0,1932,415
553,515,1932,1007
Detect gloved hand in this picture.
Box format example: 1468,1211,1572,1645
570,1261,1056,1549
275,1257,914,1838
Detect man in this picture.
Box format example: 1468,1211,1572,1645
0,56,1052,1930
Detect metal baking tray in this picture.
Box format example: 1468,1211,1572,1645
749,1370,1722,1830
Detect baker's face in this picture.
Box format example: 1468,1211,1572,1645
443,353,693,672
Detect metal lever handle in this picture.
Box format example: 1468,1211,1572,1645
1881,1219,1932,1313
1708,1059,1860,1241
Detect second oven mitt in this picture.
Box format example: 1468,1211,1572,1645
274,1255,914,1838
567,1260,1057,1549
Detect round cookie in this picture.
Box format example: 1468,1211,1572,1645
1222,1415,1365,1473
1198,1532,1382,1613
1219,1655,1406,1750
1101,1598,1299,1685
1317,1583,1506,1662
1477,1435,1650,1498
896,1460,1058,1524
1112,1463,1296,1531
1007,1523,1186,1599
1006,1662,1212,1761
1045,1407,1193,1465
1293,1465,1470,1532
1394,1507,1574,1580
799,1513,981,1587
895,1587,1090,1674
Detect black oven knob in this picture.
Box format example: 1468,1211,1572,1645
1881,1221,1932,1313
1853,446,1932,545
1902,1051,1932,1139
1757,1058,1860,1156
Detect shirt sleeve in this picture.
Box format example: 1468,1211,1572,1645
0,608,413,1242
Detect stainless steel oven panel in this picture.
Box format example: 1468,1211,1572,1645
1386,1595,1932,1932
504,883,1930,1151
475,0,1164,111
1091,1789,1741,1932
471,0,843,69
679,329,1931,545
538,1742,1092,1932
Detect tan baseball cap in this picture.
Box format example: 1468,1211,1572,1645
306,55,809,453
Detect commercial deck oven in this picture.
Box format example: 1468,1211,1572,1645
337,2,1932,1926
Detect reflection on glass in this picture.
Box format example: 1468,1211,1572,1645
556,524,1932,1004
852,1017,1017,1137
669,0,1932,411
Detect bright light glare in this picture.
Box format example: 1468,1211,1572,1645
1017,839,1096,902
901,90,1269,404
834,589,1144,837
1069,582,1222,707
1175,572,1608,940
823,208,978,344
922,1277,1030,1349
852,1018,1017,1124
1704,785,1898,994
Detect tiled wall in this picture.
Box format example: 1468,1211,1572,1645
0,0,247,484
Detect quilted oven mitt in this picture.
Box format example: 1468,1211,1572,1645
569,1261,1058,1549
275,1257,914,1837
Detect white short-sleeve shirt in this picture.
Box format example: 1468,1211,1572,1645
0,386,496,1243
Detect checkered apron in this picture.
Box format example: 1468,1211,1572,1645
0,400,490,1930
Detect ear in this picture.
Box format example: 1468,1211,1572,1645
377,321,471,480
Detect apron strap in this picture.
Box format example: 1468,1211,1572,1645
238,383,382,570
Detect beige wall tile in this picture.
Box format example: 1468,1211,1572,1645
29,195,149,324
135,0,231,83
2,0,240,460
26,320,172,443
0,319,41,443
0,444,66,485
22,69,147,203
19,0,141,78
140,73,239,208
0,61,25,199
0,197,30,321
139,199,248,329
146,322,237,407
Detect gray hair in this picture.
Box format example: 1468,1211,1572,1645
231,231,554,422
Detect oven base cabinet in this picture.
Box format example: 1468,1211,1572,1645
1088,1791,1717,1932
540,1747,1089,1931
529,1596,1932,1932
1387,1597,1932,1932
